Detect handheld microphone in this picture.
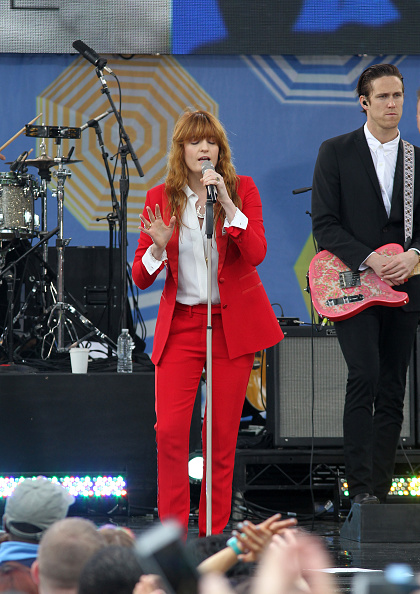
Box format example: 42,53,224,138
80,110,111,131
292,186,312,195
72,40,115,77
9,151,28,173
201,160,218,202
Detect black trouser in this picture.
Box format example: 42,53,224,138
334,306,419,501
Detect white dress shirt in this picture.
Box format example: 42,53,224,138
364,122,400,217
361,124,419,267
142,185,248,304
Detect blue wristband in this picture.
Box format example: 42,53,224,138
226,536,242,556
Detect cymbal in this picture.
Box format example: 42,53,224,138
6,156,83,168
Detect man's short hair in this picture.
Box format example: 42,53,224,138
3,477,75,541
356,63,404,100
37,518,105,590
78,545,143,594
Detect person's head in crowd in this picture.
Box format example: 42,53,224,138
31,518,105,594
96,525,135,548
78,545,143,594
0,561,38,594
3,478,75,543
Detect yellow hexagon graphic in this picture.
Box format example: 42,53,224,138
36,56,218,232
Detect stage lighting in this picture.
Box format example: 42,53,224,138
188,453,203,483
0,473,128,515
340,476,420,501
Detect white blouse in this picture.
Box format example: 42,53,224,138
142,185,248,305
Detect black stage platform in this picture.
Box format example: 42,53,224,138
3,368,420,593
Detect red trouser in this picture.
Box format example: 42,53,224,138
155,302,254,536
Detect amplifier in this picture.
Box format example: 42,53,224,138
266,325,414,447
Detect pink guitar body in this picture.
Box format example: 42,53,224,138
308,243,409,321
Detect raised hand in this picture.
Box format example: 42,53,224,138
139,204,176,259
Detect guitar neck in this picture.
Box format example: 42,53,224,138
410,261,420,278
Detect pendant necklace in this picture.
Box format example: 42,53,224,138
196,204,205,219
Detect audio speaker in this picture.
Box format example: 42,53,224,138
48,246,122,342
266,325,415,447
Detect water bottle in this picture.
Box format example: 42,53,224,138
117,329,134,373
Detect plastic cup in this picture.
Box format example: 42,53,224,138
69,347,90,374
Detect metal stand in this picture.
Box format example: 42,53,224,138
22,132,117,355
205,193,216,535
45,138,117,353
50,137,71,352
0,226,59,367
94,67,144,332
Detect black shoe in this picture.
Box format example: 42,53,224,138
352,492,380,505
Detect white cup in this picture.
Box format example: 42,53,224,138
69,347,90,374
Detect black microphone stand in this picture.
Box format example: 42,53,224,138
205,187,217,535
94,67,144,332
89,119,120,352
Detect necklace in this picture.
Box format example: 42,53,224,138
196,204,205,219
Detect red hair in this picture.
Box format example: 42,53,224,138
165,109,241,227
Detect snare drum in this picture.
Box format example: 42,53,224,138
0,172,39,238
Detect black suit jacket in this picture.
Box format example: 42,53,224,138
311,126,420,312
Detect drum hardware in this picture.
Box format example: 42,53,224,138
21,126,117,356
0,226,58,369
25,124,81,140
0,171,40,239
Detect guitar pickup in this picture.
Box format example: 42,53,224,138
325,294,364,307
339,271,361,288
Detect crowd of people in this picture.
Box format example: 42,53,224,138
0,476,341,594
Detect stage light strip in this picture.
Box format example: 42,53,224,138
0,475,127,499
340,477,420,498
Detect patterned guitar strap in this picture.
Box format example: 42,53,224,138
402,139,415,250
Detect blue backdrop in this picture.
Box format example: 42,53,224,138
1,53,419,353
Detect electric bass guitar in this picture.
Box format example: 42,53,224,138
308,243,420,322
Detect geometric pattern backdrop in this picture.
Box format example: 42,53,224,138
37,56,217,232
1,53,419,353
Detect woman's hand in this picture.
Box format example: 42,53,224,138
200,169,237,223
139,204,176,260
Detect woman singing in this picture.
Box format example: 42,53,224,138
132,109,283,535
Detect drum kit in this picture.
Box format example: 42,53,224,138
0,116,117,364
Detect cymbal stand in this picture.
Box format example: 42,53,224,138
50,136,72,352
38,140,53,311
44,136,117,355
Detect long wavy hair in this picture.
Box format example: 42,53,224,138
165,109,241,227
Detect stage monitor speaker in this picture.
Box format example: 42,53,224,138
266,325,415,447
48,246,122,343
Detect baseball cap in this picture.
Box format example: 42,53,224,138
3,477,75,540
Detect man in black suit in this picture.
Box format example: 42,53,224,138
311,63,420,505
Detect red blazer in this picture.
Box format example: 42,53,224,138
132,175,283,365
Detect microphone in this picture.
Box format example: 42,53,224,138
72,40,115,77
80,110,111,131
201,160,218,202
292,186,312,195
9,151,28,173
